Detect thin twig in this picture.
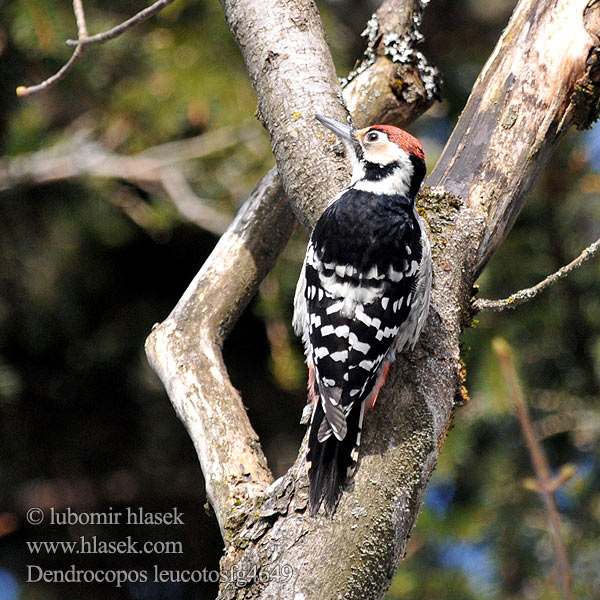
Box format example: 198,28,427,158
17,47,85,97
17,0,175,97
65,0,176,48
493,338,575,600
72,0,88,38
475,237,600,312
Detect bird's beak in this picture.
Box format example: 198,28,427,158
315,114,353,143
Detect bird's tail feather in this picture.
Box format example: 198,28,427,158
307,399,364,516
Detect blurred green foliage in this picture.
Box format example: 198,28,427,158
0,1,599,599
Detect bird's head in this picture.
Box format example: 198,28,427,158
316,114,426,198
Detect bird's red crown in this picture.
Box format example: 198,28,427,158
369,125,425,161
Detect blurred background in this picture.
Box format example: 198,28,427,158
0,0,599,598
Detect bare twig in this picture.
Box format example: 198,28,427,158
16,45,85,97
65,0,176,48
73,0,89,38
493,338,575,600
474,237,600,312
17,0,175,97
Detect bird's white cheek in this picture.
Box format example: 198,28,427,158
364,144,404,165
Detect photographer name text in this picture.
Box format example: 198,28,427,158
45,506,183,526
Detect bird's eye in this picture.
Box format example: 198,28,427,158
366,131,380,142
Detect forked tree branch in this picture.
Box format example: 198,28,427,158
474,236,600,312
214,1,598,598
17,0,175,97
145,0,440,539
65,0,176,48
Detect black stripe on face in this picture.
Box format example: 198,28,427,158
363,161,401,181
408,155,426,197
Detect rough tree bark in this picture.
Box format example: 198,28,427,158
145,0,600,598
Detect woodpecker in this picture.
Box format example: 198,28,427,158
293,114,432,516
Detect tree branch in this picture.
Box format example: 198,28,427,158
217,0,349,230
474,236,600,312
0,125,260,236
16,0,175,97
146,167,291,538
342,0,441,128
159,166,231,236
493,338,575,600
427,0,600,275
0,124,259,191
